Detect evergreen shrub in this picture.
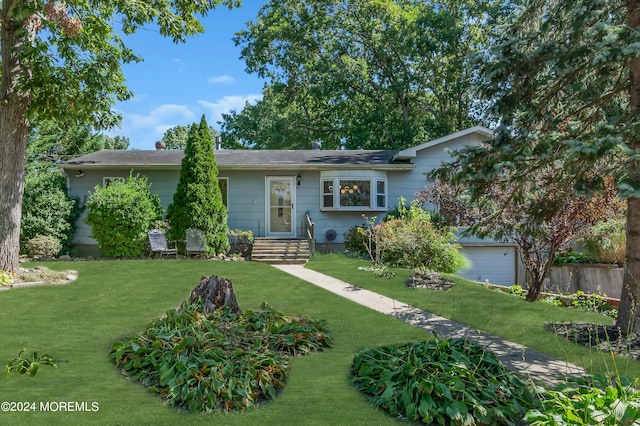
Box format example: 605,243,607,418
27,235,62,258
166,116,229,256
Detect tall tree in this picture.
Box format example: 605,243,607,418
227,0,505,150
0,0,239,274
161,125,190,150
421,174,624,301
166,116,230,256
22,118,128,255
220,84,342,149
161,124,219,150
28,118,129,162
433,0,640,332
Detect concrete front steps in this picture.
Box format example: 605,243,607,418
251,238,311,264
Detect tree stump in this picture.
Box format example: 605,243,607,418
187,275,241,314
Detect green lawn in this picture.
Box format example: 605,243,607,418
306,253,640,379
0,260,426,425
2,255,637,425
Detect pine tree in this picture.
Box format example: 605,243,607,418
166,116,229,256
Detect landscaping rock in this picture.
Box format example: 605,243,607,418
406,270,454,291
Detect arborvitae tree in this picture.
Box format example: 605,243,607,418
166,116,230,256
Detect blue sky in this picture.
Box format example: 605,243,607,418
105,2,267,150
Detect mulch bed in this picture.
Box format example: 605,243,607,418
546,322,640,360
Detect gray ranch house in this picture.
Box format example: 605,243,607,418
60,125,522,286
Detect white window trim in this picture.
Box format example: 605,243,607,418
320,175,388,211
103,177,125,186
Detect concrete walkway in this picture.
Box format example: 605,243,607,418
273,264,586,387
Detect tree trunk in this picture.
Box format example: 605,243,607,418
185,275,241,315
616,0,640,335
616,197,640,334
0,4,31,274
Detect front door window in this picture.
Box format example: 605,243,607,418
267,177,295,236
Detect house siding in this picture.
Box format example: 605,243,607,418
70,168,181,246
387,133,486,207
67,132,487,247
62,128,524,285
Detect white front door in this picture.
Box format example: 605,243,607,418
266,177,296,237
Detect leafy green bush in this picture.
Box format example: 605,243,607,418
553,250,595,267
228,229,254,245
526,375,640,425
351,337,533,424
26,235,62,258
228,229,254,258
85,174,163,257
582,218,626,265
347,203,465,272
540,295,564,307
21,163,81,255
376,216,464,272
110,301,334,412
344,224,374,257
509,284,525,297
385,197,448,226
570,291,615,314
541,291,617,318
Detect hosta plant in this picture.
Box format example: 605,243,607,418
0,270,14,286
526,374,640,425
351,336,533,425
110,301,334,412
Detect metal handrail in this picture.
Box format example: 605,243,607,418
303,212,315,255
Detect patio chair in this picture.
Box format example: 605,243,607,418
186,228,206,257
147,229,178,259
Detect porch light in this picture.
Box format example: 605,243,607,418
75,170,84,178
297,174,301,186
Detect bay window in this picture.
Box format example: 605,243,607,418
320,171,387,211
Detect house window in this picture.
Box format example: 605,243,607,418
339,180,370,207
376,180,386,209
322,180,334,208
103,177,125,186
218,177,228,207
321,175,387,211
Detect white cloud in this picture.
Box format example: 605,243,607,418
198,94,262,125
108,96,263,149
110,104,196,149
207,75,236,85
127,104,195,129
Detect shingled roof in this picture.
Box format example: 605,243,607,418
60,149,414,171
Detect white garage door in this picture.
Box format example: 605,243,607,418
457,246,516,286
